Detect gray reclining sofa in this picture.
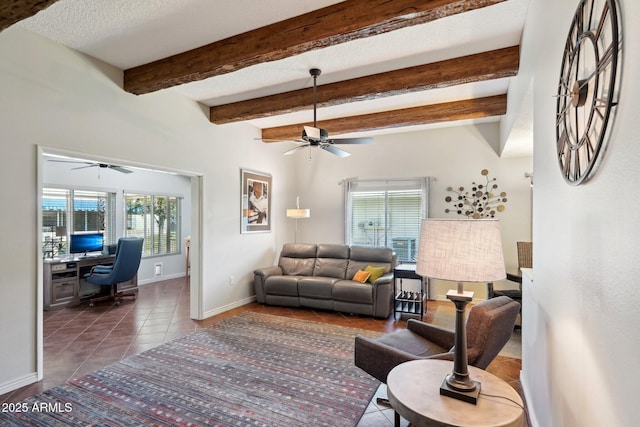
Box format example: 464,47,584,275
253,243,397,318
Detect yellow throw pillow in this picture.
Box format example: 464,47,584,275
365,265,386,284
352,269,371,283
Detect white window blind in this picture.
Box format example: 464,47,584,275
344,177,431,263
42,188,116,256
125,193,181,256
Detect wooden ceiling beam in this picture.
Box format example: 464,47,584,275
123,0,507,95
261,95,507,141
0,0,60,32
210,46,519,124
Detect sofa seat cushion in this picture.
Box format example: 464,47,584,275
332,280,373,304
265,275,301,296
299,277,338,299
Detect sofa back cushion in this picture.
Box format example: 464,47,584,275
313,244,349,279
279,243,317,276
346,246,395,280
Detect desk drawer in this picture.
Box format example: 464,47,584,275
53,280,76,302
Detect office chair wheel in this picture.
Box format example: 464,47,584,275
89,302,94,307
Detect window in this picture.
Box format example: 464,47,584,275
125,193,181,256
344,178,430,263
42,188,116,257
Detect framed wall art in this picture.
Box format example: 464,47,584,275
240,169,272,233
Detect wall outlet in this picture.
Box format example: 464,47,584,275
229,275,235,286
154,263,163,277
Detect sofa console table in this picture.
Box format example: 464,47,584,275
393,264,428,320
43,255,138,310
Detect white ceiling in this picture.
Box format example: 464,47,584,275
16,0,532,153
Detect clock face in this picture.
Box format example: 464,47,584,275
556,0,621,185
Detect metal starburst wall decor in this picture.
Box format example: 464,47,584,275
445,169,507,218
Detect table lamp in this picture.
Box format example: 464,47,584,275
286,196,310,243
416,219,506,404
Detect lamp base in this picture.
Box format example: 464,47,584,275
440,376,481,405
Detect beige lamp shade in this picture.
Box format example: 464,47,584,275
286,208,311,218
416,219,506,283
286,196,310,218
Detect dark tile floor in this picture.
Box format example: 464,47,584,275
1,278,529,426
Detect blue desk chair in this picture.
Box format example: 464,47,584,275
85,237,143,307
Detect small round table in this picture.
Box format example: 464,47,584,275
387,359,523,427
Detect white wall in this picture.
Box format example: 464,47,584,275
292,123,533,300
520,1,640,425
0,27,295,392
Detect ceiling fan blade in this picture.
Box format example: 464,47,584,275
109,165,133,174
71,164,98,170
49,159,93,165
330,137,374,145
255,137,297,143
283,145,310,155
321,144,351,158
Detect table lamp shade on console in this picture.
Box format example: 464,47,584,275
416,219,506,404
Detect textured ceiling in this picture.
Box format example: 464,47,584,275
15,0,532,155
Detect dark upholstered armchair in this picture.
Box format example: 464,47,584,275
354,296,520,384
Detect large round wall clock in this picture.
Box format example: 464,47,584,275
556,0,622,185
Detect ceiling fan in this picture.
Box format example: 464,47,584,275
282,68,374,158
48,159,133,174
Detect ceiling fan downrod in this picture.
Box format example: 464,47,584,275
310,68,321,127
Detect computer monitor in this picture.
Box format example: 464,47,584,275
69,233,104,255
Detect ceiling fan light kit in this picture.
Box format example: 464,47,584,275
281,68,374,158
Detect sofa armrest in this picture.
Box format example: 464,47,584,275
372,272,393,285
253,266,283,303
370,273,394,318
406,318,455,350
354,334,422,383
254,265,282,278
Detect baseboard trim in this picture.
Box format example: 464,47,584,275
520,370,540,427
138,273,185,286
0,372,38,395
202,296,256,319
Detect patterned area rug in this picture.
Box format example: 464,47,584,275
1,313,381,426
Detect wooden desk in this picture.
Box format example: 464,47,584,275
387,359,523,427
43,255,138,310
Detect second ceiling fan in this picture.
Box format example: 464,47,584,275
283,68,374,158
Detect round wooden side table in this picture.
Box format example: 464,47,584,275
387,359,523,427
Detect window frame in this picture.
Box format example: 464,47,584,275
42,187,117,257
344,177,431,263
124,192,182,257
